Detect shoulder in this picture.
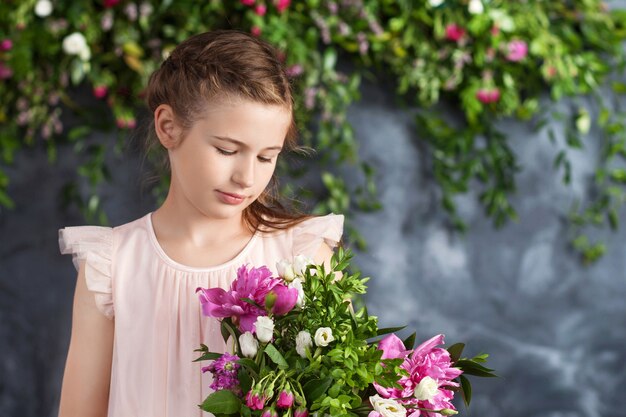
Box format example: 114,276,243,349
289,213,344,260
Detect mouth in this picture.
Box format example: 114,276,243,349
218,191,246,199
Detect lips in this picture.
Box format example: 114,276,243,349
219,191,245,199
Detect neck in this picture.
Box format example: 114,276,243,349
152,187,250,248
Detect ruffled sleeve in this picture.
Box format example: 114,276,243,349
59,226,115,320
292,213,344,259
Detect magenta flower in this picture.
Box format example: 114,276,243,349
276,389,295,409
276,0,291,13
505,40,528,62
241,0,255,5
267,284,298,315
93,85,108,99
444,24,465,42
255,4,267,16
196,265,281,332
286,64,304,78
0,39,12,51
0,63,13,80
103,0,120,7
251,26,262,37
476,88,500,104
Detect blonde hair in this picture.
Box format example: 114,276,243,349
144,30,312,232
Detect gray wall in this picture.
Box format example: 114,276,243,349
1,78,625,417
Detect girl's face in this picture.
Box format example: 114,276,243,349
163,98,291,221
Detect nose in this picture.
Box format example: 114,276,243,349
231,156,254,188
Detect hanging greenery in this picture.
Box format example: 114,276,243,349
1,0,626,263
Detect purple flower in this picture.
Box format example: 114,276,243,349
197,265,282,332
202,353,241,392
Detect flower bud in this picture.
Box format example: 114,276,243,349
239,331,259,358
254,316,275,343
277,389,295,409
261,407,278,417
295,331,313,358
276,259,296,282
439,409,458,416
294,407,309,417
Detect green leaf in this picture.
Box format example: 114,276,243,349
237,358,260,375
264,344,288,369
199,389,241,414
447,343,465,363
238,367,253,394
403,332,416,350
459,374,472,407
323,48,337,72
376,326,406,336
192,352,223,362
303,377,333,403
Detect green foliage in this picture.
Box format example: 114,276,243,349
2,1,626,262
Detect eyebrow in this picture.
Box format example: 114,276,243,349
212,135,283,151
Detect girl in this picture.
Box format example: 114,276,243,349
57,30,343,417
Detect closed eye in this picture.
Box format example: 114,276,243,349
215,147,236,156
216,147,275,163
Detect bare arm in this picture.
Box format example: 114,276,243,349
58,261,114,417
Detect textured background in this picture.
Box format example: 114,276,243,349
1,76,626,417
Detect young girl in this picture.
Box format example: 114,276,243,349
57,30,343,417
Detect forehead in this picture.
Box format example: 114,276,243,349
193,97,291,148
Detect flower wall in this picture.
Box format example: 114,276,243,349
1,0,626,262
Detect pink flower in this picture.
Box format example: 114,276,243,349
285,64,303,78
255,4,267,16
276,390,294,409
103,0,120,7
378,334,411,359
93,85,108,99
241,0,255,5
266,284,298,315
445,24,465,42
197,265,282,332
374,334,463,416
245,391,267,410
251,26,262,37
505,40,528,62
115,118,126,129
126,118,137,129
276,0,291,13
476,88,501,104
0,39,12,51
0,63,13,79
294,407,309,417
261,407,278,417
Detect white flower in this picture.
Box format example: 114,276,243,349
293,254,314,277
62,32,91,61
414,376,439,401
276,259,296,282
468,0,484,14
34,0,53,17
489,10,515,32
295,330,313,358
290,278,305,308
428,0,444,7
369,395,407,417
314,327,335,347
254,316,274,343
239,331,258,358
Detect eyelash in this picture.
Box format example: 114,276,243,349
215,148,273,163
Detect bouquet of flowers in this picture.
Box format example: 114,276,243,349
194,248,495,417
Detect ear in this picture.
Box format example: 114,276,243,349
154,104,183,149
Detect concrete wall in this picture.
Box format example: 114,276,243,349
1,78,625,417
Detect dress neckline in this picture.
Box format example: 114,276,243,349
145,212,259,273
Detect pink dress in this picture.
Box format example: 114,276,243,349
58,212,344,417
